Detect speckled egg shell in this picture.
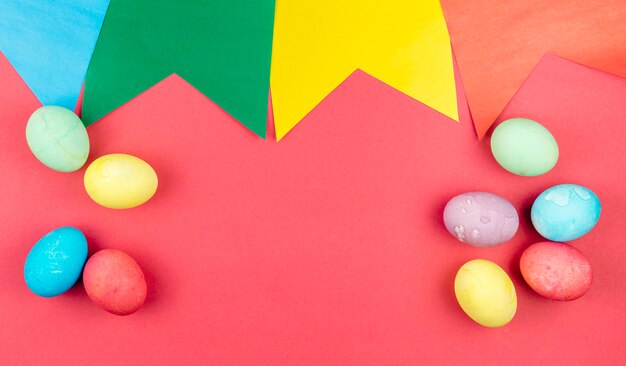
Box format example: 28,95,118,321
83,249,147,316
531,184,601,241
520,242,592,300
24,226,88,297
443,192,519,247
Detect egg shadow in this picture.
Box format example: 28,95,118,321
433,200,448,232
140,257,159,307
433,200,472,317
62,277,88,303
508,198,545,286
84,232,106,256
440,259,461,306
60,232,106,306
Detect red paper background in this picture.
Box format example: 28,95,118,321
0,53,625,364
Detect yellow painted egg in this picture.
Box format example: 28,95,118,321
84,154,158,209
454,259,517,328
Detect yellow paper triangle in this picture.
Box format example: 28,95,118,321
271,0,459,140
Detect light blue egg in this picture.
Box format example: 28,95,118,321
24,226,88,297
531,184,601,241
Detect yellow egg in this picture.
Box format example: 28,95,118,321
454,259,517,327
84,154,158,209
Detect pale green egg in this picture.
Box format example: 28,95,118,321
490,118,558,176
26,106,90,172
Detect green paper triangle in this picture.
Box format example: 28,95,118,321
83,0,275,138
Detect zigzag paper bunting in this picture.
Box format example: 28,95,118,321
83,0,275,138
270,0,458,140
0,0,110,110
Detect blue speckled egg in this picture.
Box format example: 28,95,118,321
24,227,88,297
531,184,601,241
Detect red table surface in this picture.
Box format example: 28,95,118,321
0,53,625,365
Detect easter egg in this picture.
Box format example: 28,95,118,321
520,242,592,300
24,226,88,297
84,153,158,209
25,106,90,172
443,192,519,247
454,259,517,327
490,118,559,176
83,249,147,315
531,184,601,241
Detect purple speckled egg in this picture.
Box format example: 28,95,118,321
443,192,519,247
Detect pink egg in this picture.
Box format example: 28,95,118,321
443,192,519,247
83,249,147,315
520,242,592,300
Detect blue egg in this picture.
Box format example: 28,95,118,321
531,184,601,241
24,226,88,297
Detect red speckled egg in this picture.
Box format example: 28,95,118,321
83,249,147,315
520,242,592,300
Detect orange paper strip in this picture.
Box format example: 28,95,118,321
441,0,626,138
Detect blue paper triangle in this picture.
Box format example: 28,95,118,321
0,1,110,110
